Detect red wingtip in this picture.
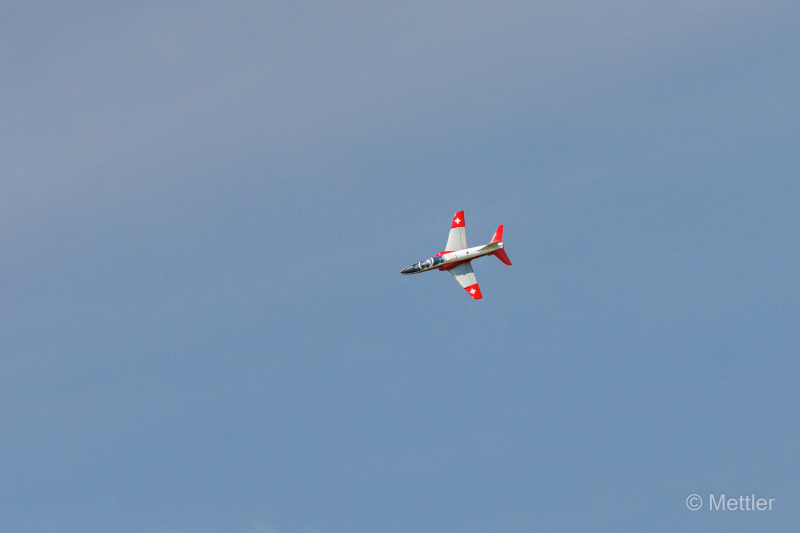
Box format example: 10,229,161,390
465,283,483,299
451,211,465,228
491,224,504,243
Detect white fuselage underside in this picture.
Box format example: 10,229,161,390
404,241,503,274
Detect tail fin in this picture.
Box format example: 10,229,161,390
491,224,504,243
490,225,512,265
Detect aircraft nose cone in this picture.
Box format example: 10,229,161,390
401,264,417,274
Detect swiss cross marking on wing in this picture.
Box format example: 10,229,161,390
454,218,461,224
470,288,476,294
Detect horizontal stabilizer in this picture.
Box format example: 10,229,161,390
494,248,512,265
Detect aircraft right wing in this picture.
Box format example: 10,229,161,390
448,261,482,299
444,210,467,251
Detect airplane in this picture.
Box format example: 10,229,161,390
401,210,511,299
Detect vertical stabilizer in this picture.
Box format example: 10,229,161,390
491,225,511,265
491,224,504,243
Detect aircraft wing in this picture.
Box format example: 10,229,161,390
448,262,483,299
444,210,467,251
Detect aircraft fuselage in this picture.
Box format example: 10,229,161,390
401,241,504,275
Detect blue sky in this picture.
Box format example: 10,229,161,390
1,2,799,532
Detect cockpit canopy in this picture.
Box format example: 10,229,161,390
401,256,445,274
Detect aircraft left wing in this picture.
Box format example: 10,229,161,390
448,262,482,299
445,211,467,252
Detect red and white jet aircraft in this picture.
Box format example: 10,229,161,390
401,210,512,299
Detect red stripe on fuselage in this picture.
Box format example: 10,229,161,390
439,258,472,271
